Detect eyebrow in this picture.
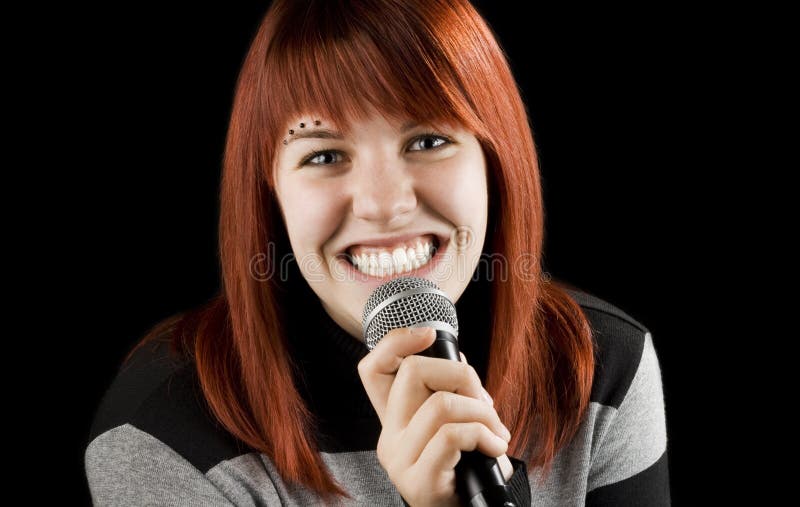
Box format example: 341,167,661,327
285,120,421,145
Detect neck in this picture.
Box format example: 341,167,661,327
320,299,364,342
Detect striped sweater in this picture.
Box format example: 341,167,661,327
85,283,670,506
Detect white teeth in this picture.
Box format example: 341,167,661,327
414,241,430,262
380,252,394,276
350,240,436,276
378,252,392,268
392,247,408,265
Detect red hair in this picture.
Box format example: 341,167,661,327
129,0,594,501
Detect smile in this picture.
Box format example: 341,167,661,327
346,234,440,277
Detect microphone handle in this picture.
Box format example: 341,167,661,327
419,330,516,507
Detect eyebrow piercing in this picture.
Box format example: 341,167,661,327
284,120,321,145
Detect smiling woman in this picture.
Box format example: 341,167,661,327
273,112,489,337
85,0,669,505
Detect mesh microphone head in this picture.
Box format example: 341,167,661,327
361,276,459,350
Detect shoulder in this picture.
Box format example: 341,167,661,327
562,289,669,499
563,288,654,409
86,336,249,474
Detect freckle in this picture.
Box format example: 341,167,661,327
289,129,294,135
314,120,321,126
299,122,305,128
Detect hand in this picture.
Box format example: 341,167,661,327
357,327,513,507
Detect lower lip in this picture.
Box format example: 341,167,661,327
337,239,448,290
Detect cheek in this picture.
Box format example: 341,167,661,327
279,180,344,253
420,157,488,226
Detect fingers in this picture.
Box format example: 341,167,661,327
460,351,492,406
361,334,513,505
415,422,509,473
395,391,511,470
357,327,436,423
384,355,486,430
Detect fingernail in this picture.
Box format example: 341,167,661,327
481,388,493,406
411,327,433,337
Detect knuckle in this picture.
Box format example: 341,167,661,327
460,363,481,389
432,390,454,415
478,423,494,439
468,422,487,444
397,354,421,378
469,365,481,385
357,352,377,373
442,423,463,446
356,357,369,376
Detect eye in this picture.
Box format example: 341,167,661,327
298,133,452,167
301,150,344,167
408,133,450,152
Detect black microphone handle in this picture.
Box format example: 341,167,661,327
418,329,516,507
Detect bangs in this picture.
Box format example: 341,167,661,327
261,0,487,149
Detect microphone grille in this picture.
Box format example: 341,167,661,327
361,276,459,350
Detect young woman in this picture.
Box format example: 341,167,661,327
86,1,670,505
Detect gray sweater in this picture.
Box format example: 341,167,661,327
85,287,670,505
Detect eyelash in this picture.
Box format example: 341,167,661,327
299,132,452,167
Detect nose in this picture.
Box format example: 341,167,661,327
351,159,417,225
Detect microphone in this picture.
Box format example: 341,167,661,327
362,276,516,507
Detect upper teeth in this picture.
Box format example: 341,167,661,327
350,241,435,276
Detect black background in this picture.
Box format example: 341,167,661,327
55,2,733,504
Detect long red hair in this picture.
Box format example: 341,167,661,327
129,0,594,501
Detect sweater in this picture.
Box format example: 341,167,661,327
85,280,670,506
